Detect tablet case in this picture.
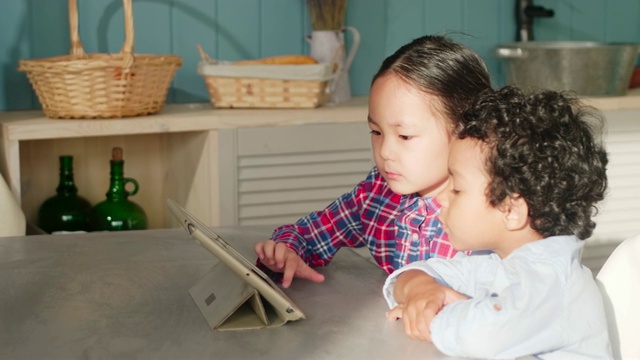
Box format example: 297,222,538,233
167,199,304,331
189,262,287,330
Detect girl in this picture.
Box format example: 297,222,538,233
254,34,492,288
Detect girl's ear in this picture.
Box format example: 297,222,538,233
501,194,530,231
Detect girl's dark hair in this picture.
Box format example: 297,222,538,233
460,86,609,240
373,34,492,128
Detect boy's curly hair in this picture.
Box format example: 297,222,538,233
459,86,608,240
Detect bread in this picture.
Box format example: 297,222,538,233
233,55,318,65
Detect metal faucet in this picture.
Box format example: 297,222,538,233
516,0,554,41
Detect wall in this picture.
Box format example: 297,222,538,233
1,0,639,111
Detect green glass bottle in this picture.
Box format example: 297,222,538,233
38,155,92,233
88,147,148,231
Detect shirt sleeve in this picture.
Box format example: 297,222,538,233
383,253,472,308
269,169,375,267
430,256,569,359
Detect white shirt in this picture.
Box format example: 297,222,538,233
383,236,612,359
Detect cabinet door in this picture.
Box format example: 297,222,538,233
218,122,374,226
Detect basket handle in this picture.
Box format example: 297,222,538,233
196,44,216,63
68,0,135,73
68,0,86,56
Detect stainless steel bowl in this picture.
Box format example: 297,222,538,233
495,41,640,96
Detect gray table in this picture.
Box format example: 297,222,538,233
0,226,452,359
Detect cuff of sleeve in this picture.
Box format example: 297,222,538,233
382,262,433,309
270,227,306,258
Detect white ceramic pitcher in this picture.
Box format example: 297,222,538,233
306,26,361,105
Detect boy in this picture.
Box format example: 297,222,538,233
384,86,612,359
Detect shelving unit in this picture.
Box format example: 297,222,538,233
0,98,368,229
1,90,639,236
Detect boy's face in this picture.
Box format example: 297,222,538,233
368,74,452,197
436,138,505,252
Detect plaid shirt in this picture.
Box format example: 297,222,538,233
270,167,457,274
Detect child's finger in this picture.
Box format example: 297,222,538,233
296,264,325,283
254,241,266,260
273,243,291,268
386,306,403,321
413,315,432,342
281,257,299,288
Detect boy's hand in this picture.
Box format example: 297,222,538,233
254,240,325,288
386,270,467,342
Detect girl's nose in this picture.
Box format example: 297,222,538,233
379,137,393,160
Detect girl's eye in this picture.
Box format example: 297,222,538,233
370,130,381,136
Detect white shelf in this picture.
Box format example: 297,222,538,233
0,98,368,229
0,98,369,141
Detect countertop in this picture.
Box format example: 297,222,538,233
0,226,455,360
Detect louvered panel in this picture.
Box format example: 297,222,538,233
237,123,371,156
600,193,640,206
234,122,374,226
608,175,639,188
581,241,622,276
589,111,640,244
240,186,356,206
237,160,372,224
596,204,640,220
239,159,373,180
239,149,371,167
240,199,345,222
239,173,366,193
593,221,640,240
240,215,310,227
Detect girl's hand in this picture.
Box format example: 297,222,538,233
254,240,325,288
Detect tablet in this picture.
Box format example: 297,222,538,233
167,199,306,327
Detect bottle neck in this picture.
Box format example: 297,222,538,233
56,156,78,196
106,160,128,201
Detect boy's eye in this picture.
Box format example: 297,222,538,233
369,130,381,136
399,135,413,140
451,189,460,195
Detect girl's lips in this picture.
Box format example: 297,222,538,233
385,171,401,180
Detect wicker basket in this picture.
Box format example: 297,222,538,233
18,0,182,119
196,46,334,109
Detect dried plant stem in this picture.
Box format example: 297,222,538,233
306,0,347,31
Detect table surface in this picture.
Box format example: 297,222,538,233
0,226,453,360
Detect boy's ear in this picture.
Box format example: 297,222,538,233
500,194,530,231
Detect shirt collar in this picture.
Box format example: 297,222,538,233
400,194,442,217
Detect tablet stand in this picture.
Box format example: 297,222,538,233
189,262,287,331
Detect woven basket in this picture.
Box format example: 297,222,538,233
18,0,182,119
197,46,333,109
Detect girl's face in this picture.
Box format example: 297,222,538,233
368,74,453,197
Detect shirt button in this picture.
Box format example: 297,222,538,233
412,233,419,241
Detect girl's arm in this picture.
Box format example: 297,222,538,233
270,167,399,267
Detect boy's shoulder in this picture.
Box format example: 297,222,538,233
505,236,586,280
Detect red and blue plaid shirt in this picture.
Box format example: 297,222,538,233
270,167,457,274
